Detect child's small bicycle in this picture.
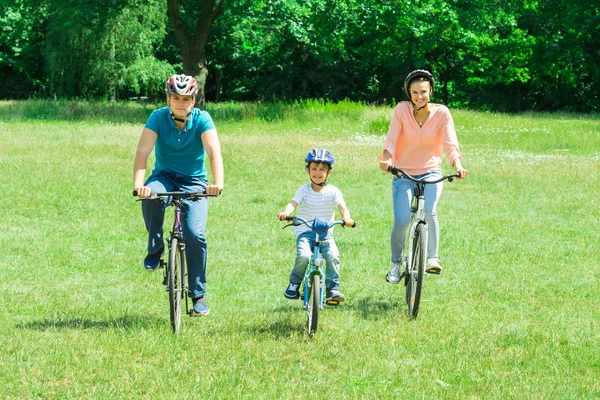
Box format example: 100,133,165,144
388,166,459,319
134,190,215,334
282,216,355,337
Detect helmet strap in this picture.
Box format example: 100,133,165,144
169,110,190,124
311,178,328,187
413,102,429,112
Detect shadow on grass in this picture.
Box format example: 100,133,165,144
17,313,164,331
239,303,305,338
244,319,303,338
345,295,404,320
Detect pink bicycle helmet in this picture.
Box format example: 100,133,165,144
165,74,199,98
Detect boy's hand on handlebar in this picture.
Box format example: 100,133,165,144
206,184,223,196
277,212,288,221
135,185,151,198
342,217,355,228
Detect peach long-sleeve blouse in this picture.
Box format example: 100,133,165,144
381,101,462,175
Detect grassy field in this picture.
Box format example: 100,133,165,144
0,100,599,399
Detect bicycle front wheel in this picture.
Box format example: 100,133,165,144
168,238,184,333
406,223,426,319
306,274,320,337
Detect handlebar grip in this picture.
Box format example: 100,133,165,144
133,190,138,196
284,216,295,221
350,222,357,228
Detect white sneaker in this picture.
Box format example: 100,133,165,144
426,258,442,275
386,264,402,284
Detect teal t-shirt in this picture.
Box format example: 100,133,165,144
145,107,215,179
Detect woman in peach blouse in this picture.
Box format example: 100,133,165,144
379,70,468,282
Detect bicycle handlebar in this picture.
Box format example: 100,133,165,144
283,215,356,229
388,166,459,184
132,190,216,199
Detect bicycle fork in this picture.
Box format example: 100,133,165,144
303,249,325,310
404,194,428,280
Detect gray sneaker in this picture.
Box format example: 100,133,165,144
191,297,210,316
426,258,442,275
386,264,402,284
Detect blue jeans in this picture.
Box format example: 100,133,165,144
390,171,443,265
289,231,340,291
142,171,209,300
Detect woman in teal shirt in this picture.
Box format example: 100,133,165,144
133,74,224,316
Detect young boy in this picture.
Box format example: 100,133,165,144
134,74,224,316
277,148,354,305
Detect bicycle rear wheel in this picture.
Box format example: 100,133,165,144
168,237,184,333
306,274,320,337
406,223,426,319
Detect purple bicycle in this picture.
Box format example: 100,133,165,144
134,190,214,333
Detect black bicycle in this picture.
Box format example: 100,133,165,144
388,166,459,319
134,190,214,333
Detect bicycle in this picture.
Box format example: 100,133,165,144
282,216,355,337
388,166,459,319
134,190,215,333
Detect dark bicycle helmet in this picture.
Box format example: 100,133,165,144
404,69,435,99
305,148,335,169
165,74,199,98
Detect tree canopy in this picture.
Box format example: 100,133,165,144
1,0,598,111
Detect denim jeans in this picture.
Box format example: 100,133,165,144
390,171,443,265
142,170,208,300
289,230,340,291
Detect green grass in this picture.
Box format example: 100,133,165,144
1,101,599,398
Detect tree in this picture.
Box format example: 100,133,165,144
43,0,172,100
167,0,227,109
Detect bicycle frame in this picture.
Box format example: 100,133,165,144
134,190,214,326
390,166,458,265
388,166,459,318
284,217,345,308
403,182,428,274
282,216,352,336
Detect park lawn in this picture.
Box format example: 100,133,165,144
0,101,599,398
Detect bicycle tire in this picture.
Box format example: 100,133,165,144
306,274,320,337
407,223,426,319
168,237,184,333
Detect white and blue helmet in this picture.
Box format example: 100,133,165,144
305,148,335,169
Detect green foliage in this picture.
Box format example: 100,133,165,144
1,0,598,111
43,0,169,99
0,0,47,98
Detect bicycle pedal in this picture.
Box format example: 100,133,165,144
325,300,340,306
159,260,165,269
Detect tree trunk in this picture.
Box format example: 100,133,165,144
167,0,226,110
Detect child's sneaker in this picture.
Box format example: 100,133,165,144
426,258,442,275
386,263,402,283
325,289,345,306
284,283,300,299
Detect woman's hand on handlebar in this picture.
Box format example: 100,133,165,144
379,159,393,173
453,160,468,179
